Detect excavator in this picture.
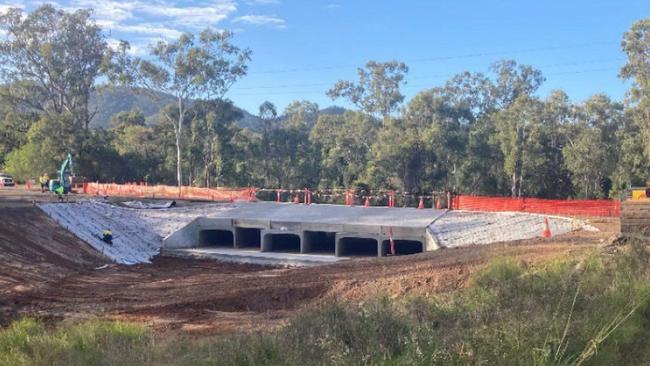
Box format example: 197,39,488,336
49,153,74,201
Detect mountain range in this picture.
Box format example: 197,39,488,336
89,87,346,131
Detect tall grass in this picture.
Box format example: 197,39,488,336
0,319,152,366
2,238,650,365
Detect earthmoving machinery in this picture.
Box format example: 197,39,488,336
49,153,74,200
622,179,650,237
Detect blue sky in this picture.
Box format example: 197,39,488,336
4,0,650,114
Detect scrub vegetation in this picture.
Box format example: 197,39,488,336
3,238,649,365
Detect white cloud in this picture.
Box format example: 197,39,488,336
110,23,183,39
18,0,283,41
245,0,279,5
233,14,285,28
71,0,135,22
36,0,237,32
0,3,24,14
139,1,237,28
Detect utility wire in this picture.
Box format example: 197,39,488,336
229,65,623,96
248,41,619,75
231,58,624,92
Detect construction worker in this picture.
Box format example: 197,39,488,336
55,184,64,201
101,229,113,245
39,173,49,193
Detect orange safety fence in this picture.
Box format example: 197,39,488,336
83,182,255,202
453,195,620,217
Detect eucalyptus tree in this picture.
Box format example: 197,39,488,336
621,17,650,171
284,100,319,128
493,95,547,197
562,95,626,198
188,100,241,188
311,111,376,188
107,29,251,187
490,60,545,109
562,127,611,198
327,60,408,120
621,18,650,105
0,4,107,157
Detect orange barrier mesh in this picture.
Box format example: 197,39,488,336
453,195,620,217
83,183,255,202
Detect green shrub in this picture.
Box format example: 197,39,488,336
0,319,152,366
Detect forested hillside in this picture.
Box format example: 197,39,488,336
89,87,174,128
0,5,649,200
89,86,345,131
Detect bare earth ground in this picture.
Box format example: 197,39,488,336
0,188,618,334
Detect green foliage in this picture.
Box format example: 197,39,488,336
105,28,252,187
223,243,650,365
3,114,77,181
494,95,547,197
0,319,151,366
0,4,106,130
2,5,650,201
3,142,51,182
186,100,243,187
327,60,409,119
0,105,38,167
311,111,377,188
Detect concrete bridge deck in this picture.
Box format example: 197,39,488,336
162,202,445,263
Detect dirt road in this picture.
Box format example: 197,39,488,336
0,188,615,334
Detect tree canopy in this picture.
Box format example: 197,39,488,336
1,5,649,201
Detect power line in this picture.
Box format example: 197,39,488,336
247,41,619,75
229,67,621,96
228,60,624,95
402,67,621,90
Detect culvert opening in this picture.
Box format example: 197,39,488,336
235,227,261,249
304,231,335,254
339,237,378,257
382,240,424,256
265,233,301,252
199,230,233,247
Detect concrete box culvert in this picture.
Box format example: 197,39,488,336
262,232,302,253
302,231,336,254
336,237,380,257
198,229,234,247
381,239,424,256
235,227,262,249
